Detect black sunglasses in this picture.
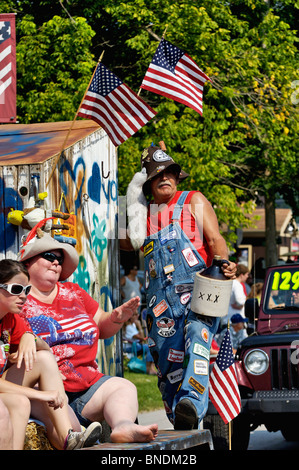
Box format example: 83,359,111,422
0,283,32,296
40,252,64,265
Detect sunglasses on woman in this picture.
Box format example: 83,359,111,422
40,252,64,265
0,283,32,296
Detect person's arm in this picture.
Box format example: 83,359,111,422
190,192,236,278
93,296,140,339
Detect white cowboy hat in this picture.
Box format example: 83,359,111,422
18,222,78,281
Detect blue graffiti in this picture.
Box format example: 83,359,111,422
59,157,86,212
0,178,23,252
0,130,52,158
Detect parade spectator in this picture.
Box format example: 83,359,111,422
19,231,158,444
0,259,102,450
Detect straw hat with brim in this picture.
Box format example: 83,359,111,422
141,145,189,196
18,232,79,281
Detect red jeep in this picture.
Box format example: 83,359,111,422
203,262,299,450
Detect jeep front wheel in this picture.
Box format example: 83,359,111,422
203,414,250,450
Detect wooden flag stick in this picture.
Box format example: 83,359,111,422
227,319,232,450
46,51,105,187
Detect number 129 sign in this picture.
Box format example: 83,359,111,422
271,271,299,291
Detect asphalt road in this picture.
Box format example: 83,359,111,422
138,409,299,451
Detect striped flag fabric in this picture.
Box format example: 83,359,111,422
0,13,17,123
141,38,210,115
78,62,157,147
209,329,241,424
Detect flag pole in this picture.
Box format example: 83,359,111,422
46,51,105,187
227,319,232,450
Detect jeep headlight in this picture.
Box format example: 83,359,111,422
244,349,269,375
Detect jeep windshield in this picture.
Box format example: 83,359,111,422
264,266,299,314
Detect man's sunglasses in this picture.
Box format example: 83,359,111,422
40,252,64,265
0,283,32,296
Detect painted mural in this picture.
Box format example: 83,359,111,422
0,125,121,376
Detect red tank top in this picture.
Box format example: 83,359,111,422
146,191,212,265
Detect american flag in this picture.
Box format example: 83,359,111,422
78,62,157,147
209,329,241,424
141,38,210,115
0,14,16,123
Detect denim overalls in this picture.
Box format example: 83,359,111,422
143,191,220,425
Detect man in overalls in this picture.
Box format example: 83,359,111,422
122,142,236,429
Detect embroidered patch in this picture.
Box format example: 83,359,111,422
156,317,176,337
167,368,184,384
160,230,177,245
163,264,175,275
181,247,199,267
188,376,205,394
153,299,168,317
175,284,193,294
201,328,209,343
194,359,209,375
193,343,210,360
180,292,191,305
167,348,184,363
148,295,156,307
144,241,154,256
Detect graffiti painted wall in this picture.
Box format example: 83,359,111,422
0,126,121,376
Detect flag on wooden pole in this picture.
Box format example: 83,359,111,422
0,13,17,123
140,38,210,115
78,62,157,147
209,329,241,424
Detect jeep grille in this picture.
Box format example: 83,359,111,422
271,348,299,390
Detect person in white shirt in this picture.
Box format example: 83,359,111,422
221,264,249,328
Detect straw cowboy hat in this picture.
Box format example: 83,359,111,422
141,142,189,196
18,222,79,281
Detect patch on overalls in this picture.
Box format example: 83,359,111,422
146,314,154,333
181,247,199,267
201,328,209,343
149,258,157,278
167,368,183,384
147,337,156,347
145,270,149,289
148,295,156,307
163,264,175,275
156,317,176,337
167,348,184,363
153,299,168,317
180,292,191,304
160,229,177,245
193,343,210,360
144,240,154,256
175,284,193,293
188,376,205,394
194,359,209,375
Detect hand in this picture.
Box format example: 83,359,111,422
111,297,140,324
37,390,65,410
13,332,37,371
221,261,237,279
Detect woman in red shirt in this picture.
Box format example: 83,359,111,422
20,231,158,444
0,259,101,450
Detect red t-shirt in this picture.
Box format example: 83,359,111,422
0,313,31,377
146,190,212,265
21,282,103,392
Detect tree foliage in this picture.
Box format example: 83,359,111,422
1,0,298,257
